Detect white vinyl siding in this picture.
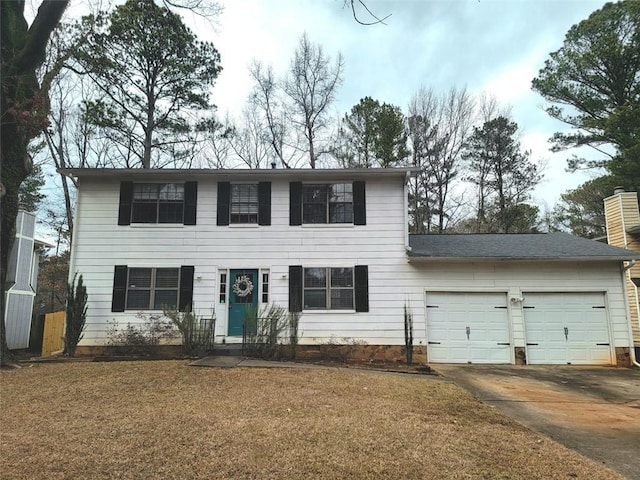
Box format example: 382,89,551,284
69,175,633,359
71,176,408,345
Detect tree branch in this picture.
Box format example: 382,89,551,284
17,0,69,74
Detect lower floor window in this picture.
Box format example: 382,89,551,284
303,267,354,310
126,268,179,310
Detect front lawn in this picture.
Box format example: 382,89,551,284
0,361,620,479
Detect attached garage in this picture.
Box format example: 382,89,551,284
523,292,613,365
409,233,640,367
425,292,511,364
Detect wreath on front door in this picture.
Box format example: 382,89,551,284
232,275,254,297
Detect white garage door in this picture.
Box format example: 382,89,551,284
425,292,511,364
523,292,612,365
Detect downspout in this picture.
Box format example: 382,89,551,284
621,261,640,368
67,177,81,283
404,171,411,255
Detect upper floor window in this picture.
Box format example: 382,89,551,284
230,184,259,224
302,184,353,224
132,183,184,224
217,182,271,226
290,181,365,226
118,181,197,226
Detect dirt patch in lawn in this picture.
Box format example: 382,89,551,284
471,374,640,432
0,361,622,480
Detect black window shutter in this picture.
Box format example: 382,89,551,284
179,266,195,312
289,182,302,226
353,181,366,225
258,182,271,226
112,265,128,312
289,265,302,312
217,182,230,226
183,181,198,225
118,182,133,226
354,265,369,312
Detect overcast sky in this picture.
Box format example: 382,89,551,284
179,0,610,209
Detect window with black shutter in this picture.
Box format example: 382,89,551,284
111,266,194,312
290,265,368,312
118,182,196,225
218,182,271,225
291,181,366,225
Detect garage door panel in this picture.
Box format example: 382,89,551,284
426,292,511,364
524,292,612,365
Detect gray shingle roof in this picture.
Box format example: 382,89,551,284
408,232,640,261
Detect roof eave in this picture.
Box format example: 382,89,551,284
58,167,419,179
406,255,639,262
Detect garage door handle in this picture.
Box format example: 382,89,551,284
526,343,538,346
596,343,610,346
428,341,441,345
497,342,510,346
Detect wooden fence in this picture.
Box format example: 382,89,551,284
41,311,65,357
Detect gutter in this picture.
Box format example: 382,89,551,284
621,262,640,368
406,255,640,262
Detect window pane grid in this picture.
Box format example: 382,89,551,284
303,267,354,310
125,268,179,310
262,272,269,303
302,183,353,224
219,273,227,303
132,183,184,224
230,184,258,224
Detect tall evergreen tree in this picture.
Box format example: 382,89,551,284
463,116,542,233
75,0,222,168
334,97,408,168
532,0,640,188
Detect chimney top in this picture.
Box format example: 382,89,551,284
271,161,276,169
614,186,625,195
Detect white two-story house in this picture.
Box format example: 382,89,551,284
63,167,640,366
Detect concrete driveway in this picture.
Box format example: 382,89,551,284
433,365,640,480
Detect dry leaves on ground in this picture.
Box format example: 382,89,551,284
0,361,622,479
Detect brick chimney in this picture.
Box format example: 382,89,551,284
604,187,640,355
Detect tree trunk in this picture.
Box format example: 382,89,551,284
1,0,69,366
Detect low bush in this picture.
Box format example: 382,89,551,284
163,308,216,357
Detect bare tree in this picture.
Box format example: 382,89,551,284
226,105,272,169
344,0,392,25
408,86,475,233
249,61,302,168
283,33,344,168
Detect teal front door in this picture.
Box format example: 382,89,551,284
228,269,258,336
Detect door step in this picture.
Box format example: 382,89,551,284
212,344,244,356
